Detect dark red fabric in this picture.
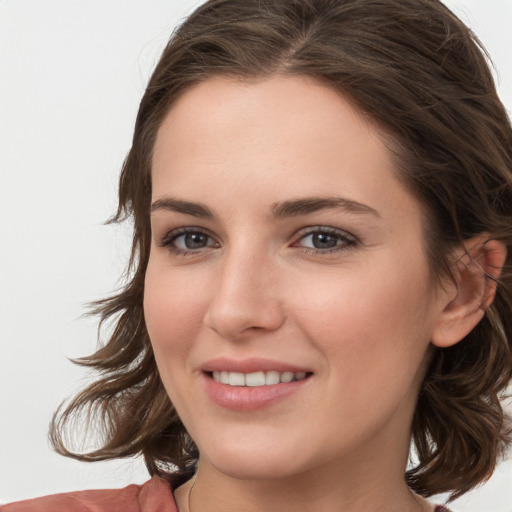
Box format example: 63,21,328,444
0,476,176,512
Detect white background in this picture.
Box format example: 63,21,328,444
1,0,511,509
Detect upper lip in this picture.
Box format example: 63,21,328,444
201,357,311,374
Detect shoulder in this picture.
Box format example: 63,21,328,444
1,476,177,512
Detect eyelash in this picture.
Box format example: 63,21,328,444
158,226,357,256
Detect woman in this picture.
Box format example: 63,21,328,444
3,0,511,510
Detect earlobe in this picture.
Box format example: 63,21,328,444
431,237,507,348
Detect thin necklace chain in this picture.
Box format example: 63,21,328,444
187,474,197,512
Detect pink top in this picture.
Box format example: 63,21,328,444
1,478,452,512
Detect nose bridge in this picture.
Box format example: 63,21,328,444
204,239,284,338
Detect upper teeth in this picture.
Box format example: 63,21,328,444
212,370,307,387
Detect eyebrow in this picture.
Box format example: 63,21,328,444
151,198,214,218
271,196,380,218
150,195,379,219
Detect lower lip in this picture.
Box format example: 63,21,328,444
203,374,311,411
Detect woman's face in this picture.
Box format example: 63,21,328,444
145,75,450,481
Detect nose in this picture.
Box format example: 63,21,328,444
203,246,286,340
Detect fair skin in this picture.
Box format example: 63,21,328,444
144,75,499,512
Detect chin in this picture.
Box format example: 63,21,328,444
196,432,313,481
211,454,304,481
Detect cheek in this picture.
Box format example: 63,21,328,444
143,263,209,363
289,254,434,373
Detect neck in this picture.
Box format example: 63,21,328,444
175,449,432,512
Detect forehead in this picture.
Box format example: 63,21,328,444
154,76,385,179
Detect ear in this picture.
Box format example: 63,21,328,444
431,236,507,348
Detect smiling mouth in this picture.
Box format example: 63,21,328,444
209,370,311,387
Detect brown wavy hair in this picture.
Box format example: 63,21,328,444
50,0,512,500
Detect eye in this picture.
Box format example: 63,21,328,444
174,232,211,250
159,228,219,254
295,227,356,253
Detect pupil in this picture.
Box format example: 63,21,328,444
313,232,338,249
185,233,207,249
